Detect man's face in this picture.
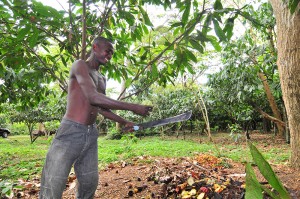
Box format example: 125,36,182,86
94,42,114,65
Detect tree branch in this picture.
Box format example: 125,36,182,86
118,10,207,99
81,0,87,60
23,44,68,93
249,102,286,127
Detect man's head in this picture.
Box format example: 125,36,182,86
88,36,114,65
92,37,113,48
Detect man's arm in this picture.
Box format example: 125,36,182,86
99,108,133,126
71,60,152,116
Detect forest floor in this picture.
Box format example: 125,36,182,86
15,133,300,199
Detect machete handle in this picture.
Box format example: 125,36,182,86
122,125,142,132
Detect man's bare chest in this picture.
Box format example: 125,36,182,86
89,71,106,94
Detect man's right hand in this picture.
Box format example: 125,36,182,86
133,105,153,116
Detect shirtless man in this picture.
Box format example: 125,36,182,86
39,37,152,199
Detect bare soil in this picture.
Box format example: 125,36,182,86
15,133,300,199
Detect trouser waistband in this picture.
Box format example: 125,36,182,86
61,118,96,129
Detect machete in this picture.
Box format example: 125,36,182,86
124,111,192,131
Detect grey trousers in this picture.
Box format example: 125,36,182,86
39,119,99,199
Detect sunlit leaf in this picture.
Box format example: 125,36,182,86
29,26,39,48
245,163,263,199
207,36,221,51
214,0,223,10
248,142,291,199
138,5,153,26
189,39,203,53
17,25,31,41
213,19,226,41
185,49,197,63
182,1,191,24
288,0,300,14
223,17,235,40
125,77,132,88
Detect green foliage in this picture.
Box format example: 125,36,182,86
246,142,291,199
105,126,122,140
44,121,60,132
228,123,242,143
9,122,28,135
206,2,281,132
286,0,300,14
0,180,14,198
0,0,256,112
121,133,138,145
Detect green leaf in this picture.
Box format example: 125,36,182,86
288,0,300,14
29,26,39,48
142,24,149,34
213,18,226,41
167,65,172,74
190,39,204,53
213,0,223,10
223,17,235,40
60,55,67,67
207,35,221,52
245,163,263,199
34,3,54,17
203,14,212,35
185,49,197,63
164,0,171,9
2,186,11,194
170,22,183,29
248,142,291,199
138,5,153,26
41,44,50,53
151,64,159,78
182,1,191,24
121,11,135,26
186,63,195,74
125,77,132,88
17,25,31,41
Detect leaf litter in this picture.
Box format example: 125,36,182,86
8,154,291,199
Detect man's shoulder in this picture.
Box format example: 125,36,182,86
70,60,88,77
71,60,88,72
72,59,86,68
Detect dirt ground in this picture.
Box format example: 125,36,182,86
15,133,300,199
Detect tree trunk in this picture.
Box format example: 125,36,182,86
257,72,285,137
262,118,271,132
269,0,300,168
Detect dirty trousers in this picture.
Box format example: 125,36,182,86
39,119,99,199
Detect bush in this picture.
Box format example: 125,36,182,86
44,121,60,132
105,127,122,140
10,123,28,135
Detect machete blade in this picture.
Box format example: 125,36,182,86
136,110,192,130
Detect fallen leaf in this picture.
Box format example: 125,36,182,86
197,192,206,199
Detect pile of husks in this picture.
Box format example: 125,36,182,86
7,155,248,199
142,154,246,199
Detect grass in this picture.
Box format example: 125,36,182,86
0,133,291,182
